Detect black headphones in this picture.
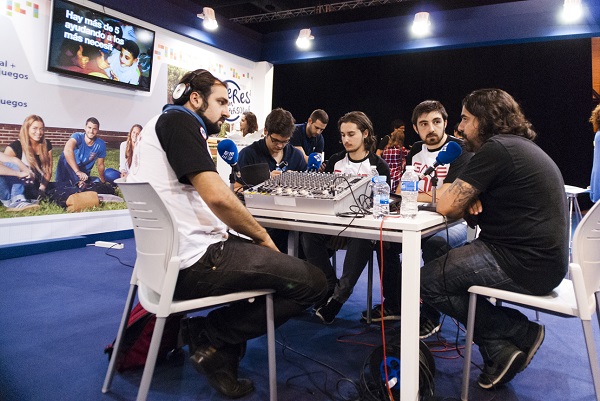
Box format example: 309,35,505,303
172,70,203,105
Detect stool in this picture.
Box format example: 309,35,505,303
564,185,589,261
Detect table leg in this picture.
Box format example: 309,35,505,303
400,230,422,401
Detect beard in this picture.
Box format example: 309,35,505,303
424,133,442,146
196,109,222,135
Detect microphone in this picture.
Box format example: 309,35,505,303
307,152,322,172
418,141,462,180
217,139,241,179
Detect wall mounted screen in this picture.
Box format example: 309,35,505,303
47,0,155,92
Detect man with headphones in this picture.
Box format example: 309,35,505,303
127,69,326,398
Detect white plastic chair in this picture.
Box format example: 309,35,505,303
461,200,600,401
102,181,277,401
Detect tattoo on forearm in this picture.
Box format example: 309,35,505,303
448,181,478,210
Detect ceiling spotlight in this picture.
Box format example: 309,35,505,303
562,0,583,23
198,7,218,31
296,28,314,50
411,12,431,37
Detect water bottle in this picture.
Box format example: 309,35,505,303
400,166,419,218
372,175,390,219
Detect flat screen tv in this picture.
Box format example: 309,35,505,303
47,0,155,92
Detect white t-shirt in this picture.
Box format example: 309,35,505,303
128,110,227,268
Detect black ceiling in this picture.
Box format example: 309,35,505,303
163,0,524,35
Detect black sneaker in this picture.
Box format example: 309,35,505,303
515,321,545,372
477,344,526,389
361,304,401,322
312,287,335,312
315,298,343,324
189,342,254,398
419,316,441,339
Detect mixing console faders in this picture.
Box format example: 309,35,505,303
243,171,371,215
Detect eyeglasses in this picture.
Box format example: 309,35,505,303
268,135,290,146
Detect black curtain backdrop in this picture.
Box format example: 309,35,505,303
273,38,595,209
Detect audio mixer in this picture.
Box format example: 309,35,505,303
243,171,371,215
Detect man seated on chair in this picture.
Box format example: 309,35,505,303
370,100,473,328
301,111,400,325
127,69,327,398
420,89,568,389
235,107,306,253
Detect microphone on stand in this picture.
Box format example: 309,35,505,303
306,153,323,172
418,141,463,211
217,139,241,189
418,141,462,180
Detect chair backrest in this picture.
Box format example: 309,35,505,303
572,200,600,300
116,181,180,303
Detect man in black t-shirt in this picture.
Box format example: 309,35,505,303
420,89,568,389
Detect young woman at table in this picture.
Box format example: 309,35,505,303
301,111,402,324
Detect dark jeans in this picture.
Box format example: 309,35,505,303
420,239,532,358
379,222,469,312
302,233,402,309
174,235,327,347
55,154,84,186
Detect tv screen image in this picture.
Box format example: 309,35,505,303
47,0,155,92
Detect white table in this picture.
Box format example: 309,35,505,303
247,207,451,401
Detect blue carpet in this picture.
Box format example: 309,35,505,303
0,239,598,400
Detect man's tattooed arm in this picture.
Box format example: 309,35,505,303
436,179,481,219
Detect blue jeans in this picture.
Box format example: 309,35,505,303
55,154,98,186
422,222,468,264
0,162,26,205
374,222,468,311
420,239,532,358
174,235,327,347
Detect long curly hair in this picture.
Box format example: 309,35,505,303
125,124,142,168
462,89,536,142
386,120,405,149
590,103,600,133
19,115,51,183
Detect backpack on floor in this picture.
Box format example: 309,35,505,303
104,302,184,372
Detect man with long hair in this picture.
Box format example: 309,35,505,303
302,111,400,324
420,89,568,389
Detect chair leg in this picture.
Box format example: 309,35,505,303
136,317,167,401
461,293,478,401
265,293,277,401
595,293,600,333
581,319,600,401
366,251,374,324
102,284,138,393
498,298,541,322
